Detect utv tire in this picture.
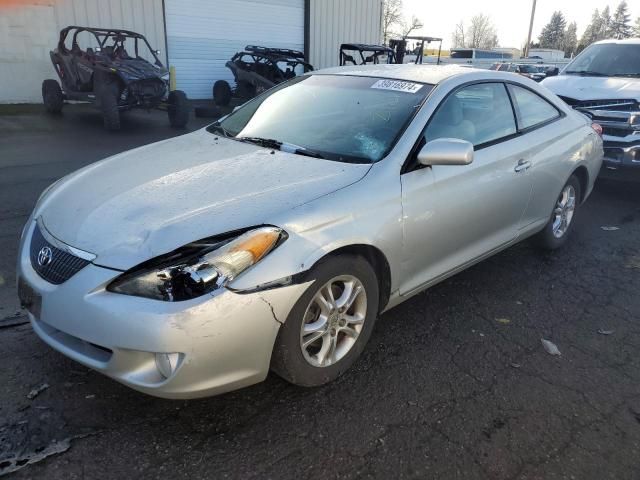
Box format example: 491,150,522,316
168,90,189,128
271,254,379,387
42,79,64,114
213,80,232,106
97,79,121,131
534,174,581,250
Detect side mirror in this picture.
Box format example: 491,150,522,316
417,138,474,167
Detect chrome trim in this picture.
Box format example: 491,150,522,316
36,217,97,262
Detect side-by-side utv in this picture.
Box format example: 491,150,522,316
43,26,189,131
212,45,314,106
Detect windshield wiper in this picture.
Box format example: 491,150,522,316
237,136,282,149
564,70,608,77
237,137,326,159
291,147,325,159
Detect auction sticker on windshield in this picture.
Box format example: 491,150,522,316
371,79,423,93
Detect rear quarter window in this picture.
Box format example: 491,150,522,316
508,84,560,130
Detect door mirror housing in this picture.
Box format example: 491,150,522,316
417,138,474,167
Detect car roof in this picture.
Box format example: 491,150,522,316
594,38,640,45
312,64,514,85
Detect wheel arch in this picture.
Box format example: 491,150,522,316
571,165,589,204
317,244,392,313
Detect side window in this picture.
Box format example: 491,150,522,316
508,84,560,130
424,83,516,148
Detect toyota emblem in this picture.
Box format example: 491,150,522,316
37,246,53,267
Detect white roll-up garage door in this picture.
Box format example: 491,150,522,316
164,0,304,99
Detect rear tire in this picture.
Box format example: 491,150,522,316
271,255,379,387
213,80,232,106
97,77,121,131
42,79,63,114
534,174,581,250
168,90,189,128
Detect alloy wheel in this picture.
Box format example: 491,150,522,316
300,275,368,367
552,184,576,238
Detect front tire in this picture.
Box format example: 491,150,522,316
534,174,581,250
42,79,63,114
167,90,189,128
213,80,232,106
271,255,379,387
97,78,121,131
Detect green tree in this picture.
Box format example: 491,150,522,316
599,6,612,39
611,1,632,39
563,22,578,58
538,11,567,50
578,9,601,52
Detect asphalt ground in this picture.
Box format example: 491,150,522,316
1,104,639,479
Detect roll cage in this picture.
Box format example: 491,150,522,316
230,45,314,80
57,26,163,66
339,43,397,66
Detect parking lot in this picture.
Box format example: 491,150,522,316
1,105,639,479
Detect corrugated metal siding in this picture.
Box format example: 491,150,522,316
165,0,304,99
0,0,165,103
308,0,383,70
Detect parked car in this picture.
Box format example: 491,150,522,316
490,63,546,81
543,38,640,177
43,26,189,131
212,45,313,106
19,65,602,399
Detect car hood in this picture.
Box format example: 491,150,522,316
37,129,371,270
542,75,640,100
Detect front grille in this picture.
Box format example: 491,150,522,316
558,97,639,111
30,224,89,285
129,79,166,98
602,126,634,138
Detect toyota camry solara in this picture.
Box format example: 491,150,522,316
17,65,603,398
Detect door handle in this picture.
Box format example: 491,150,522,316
514,159,531,173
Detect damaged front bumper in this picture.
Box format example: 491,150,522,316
17,221,310,399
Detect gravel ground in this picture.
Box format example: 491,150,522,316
1,105,639,479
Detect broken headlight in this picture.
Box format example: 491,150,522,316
107,227,285,301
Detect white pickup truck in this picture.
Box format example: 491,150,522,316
543,39,640,178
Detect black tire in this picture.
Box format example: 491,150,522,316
96,77,121,131
42,79,63,114
534,174,581,250
213,80,232,106
271,255,379,387
194,105,221,118
168,90,189,128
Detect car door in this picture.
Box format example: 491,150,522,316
399,82,533,296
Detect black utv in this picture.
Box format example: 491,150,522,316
43,26,189,131
212,45,313,106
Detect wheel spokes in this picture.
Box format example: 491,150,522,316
300,275,368,368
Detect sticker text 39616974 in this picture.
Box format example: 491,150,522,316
371,79,423,94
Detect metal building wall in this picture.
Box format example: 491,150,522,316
164,0,304,99
0,0,165,103
307,0,383,70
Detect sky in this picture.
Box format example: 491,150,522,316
402,0,640,50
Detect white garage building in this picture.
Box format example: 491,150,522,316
0,0,383,103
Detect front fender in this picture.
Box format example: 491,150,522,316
227,163,404,294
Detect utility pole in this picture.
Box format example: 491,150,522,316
524,0,537,58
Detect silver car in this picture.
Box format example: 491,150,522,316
17,65,603,398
